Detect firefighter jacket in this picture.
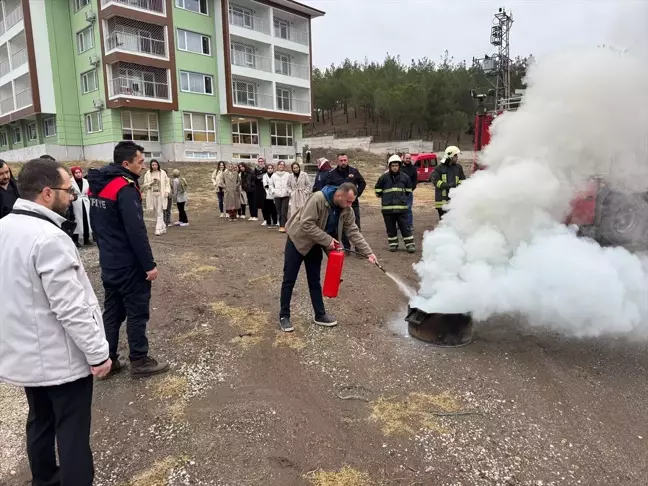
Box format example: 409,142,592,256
374,169,413,214
431,162,465,209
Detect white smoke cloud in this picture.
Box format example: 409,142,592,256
411,4,648,338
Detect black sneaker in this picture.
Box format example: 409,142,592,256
314,314,338,327
97,355,127,381
279,317,294,332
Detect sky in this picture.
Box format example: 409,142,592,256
306,0,639,69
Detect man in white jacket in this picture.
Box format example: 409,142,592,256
0,158,111,485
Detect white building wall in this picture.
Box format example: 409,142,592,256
29,0,55,113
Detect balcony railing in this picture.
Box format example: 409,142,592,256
229,12,270,35
0,97,14,113
109,77,169,100
105,32,166,57
100,0,165,14
0,21,4,36
274,25,308,46
231,51,272,72
233,92,273,110
274,60,309,80
15,87,31,109
0,59,9,77
11,48,27,69
277,98,310,114
4,4,24,31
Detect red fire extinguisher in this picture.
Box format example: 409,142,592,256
322,248,345,298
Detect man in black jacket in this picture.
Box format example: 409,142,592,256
0,160,20,219
431,146,466,220
401,153,418,231
316,153,366,251
375,155,415,253
88,141,169,379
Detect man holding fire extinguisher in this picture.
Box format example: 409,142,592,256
279,182,377,332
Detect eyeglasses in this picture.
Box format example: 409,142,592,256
47,187,76,196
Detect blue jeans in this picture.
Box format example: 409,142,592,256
406,192,414,230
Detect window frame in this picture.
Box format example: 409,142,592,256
274,51,291,76
43,117,56,138
121,111,159,142
276,87,292,111
179,71,214,95
183,112,217,142
0,131,8,146
80,69,98,94
232,79,256,107
231,119,259,145
85,112,103,134
177,28,211,56
12,126,21,144
74,0,90,11
176,0,208,15
27,122,38,141
77,26,94,54
229,4,253,29
274,17,290,40
231,42,255,68
270,121,294,147
232,153,259,161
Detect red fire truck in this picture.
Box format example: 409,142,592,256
473,106,648,251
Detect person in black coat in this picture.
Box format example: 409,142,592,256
0,160,20,219
401,153,418,231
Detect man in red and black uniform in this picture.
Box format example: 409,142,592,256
88,141,169,378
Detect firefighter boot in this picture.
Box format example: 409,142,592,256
406,243,416,254
130,356,170,378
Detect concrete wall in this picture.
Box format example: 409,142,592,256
298,135,437,155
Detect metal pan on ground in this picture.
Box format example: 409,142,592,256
405,307,473,347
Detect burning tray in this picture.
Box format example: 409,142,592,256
405,306,473,347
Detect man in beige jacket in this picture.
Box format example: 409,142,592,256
280,182,377,332
0,158,111,485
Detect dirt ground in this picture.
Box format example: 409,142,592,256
1,154,648,486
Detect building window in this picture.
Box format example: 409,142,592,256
43,117,56,137
81,70,98,94
274,52,291,76
276,87,292,111
77,26,94,54
74,0,90,11
176,0,208,15
180,71,213,95
85,112,103,133
229,4,253,29
273,154,295,162
232,119,258,144
271,122,293,147
177,29,211,55
274,18,290,40
186,151,218,160
121,111,159,141
183,112,216,142
231,43,255,68
0,131,7,146
27,122,38,141
232,79,256,106
232,153,259,161
12,126,21,144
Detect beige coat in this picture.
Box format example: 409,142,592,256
218,170,241,211
211,168,224,189
286,191,372,256
287,171,312,219
142,169,171,211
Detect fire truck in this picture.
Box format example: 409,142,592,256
472,100,648,252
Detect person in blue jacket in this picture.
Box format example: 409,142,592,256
87,141,169,379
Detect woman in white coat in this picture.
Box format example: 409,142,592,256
142,160,171,236
287,162,311,219
70,166,93,247
269,161,291,232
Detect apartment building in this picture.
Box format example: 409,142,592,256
0,0,324,162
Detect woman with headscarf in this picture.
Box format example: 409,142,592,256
286,162,311,219
254,157,267,224
142,159,170,236
171,169,189,227
70,165,93,247
312,157,332,192
218,162,241,221
262,163,278,227
211,161,227,218
270,160,290,232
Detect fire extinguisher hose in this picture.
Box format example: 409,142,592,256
337,248,387,274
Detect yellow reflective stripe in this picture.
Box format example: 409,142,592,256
441,174,447,182
375,189,384,193
403,236,414,242
382,188,407,193
405,188,413,192
442,190,447,197
436,180,444,188
456,176,461,185
434,201,447,208
382,205,408,210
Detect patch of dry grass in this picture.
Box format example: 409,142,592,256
370,391,461,436
248,273,274,285
120,457,182,486
211,301,269,349
166,400,187,421
154,375,188,399
273,331,306,350
307,466,372,486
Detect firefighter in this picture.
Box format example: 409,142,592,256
432,146,465,220
375,155,415,253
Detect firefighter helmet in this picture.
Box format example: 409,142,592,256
445,146,461,159
388,154,402,165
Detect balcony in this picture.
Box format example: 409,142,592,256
273,21,308,46
274,58,309,80
15,86,30,108
229,9,270,36
104,18,166,58
100,0,165,15
277,97,310,115
0,58,9,77
108,63,170,101
233,91,274,110
10,47,27,69
2,2,23,33
0,96,13,113
231,50,272,73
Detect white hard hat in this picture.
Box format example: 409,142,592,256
388,154,402,164
445,146,461,158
